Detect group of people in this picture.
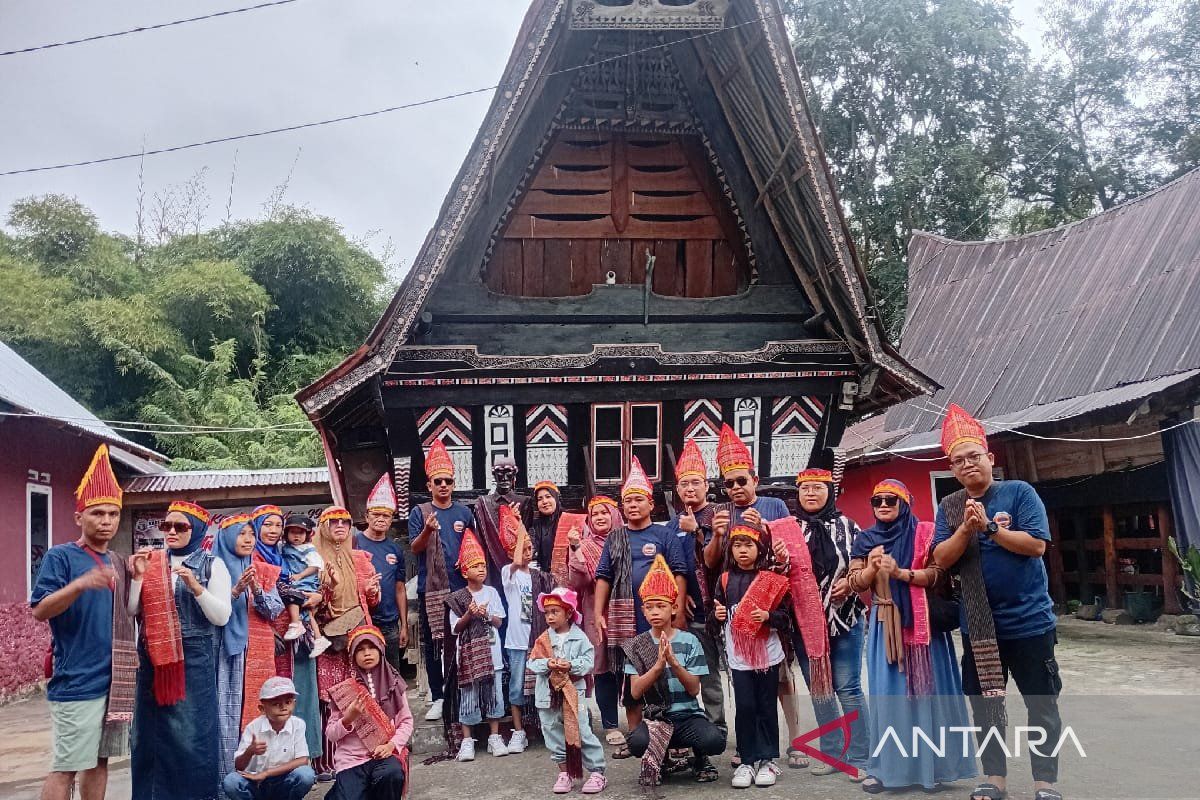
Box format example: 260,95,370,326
34,401,1064,800
32,446,413,800
407,410,1063,800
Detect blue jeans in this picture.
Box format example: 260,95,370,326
797,619,870,768
222,766,315,800
505,648,528,707
539,704,606,773
459,670,506,726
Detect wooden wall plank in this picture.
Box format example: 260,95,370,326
600,238,632,285
496,239,523,296
531,167,612,191
652,240,680,295
543,239,572,296
631,240,655,285
519,191,612,215
685,239,714,298
1102,505,1118,608
504,215,723,239
572,240,601,295
712,240,739,296
521,239,545,297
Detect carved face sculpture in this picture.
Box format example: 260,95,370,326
492,458,519,494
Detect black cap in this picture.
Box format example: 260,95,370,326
283,513,314,532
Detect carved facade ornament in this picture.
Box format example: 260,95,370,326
569,0,730,30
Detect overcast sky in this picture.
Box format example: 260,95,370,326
0,0,1045,277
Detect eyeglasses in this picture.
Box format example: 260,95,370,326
949,452,987,469
870,495,899,509
158,521,191,533
432,477,455,487
724,476,750,489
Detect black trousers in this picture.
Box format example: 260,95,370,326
627,714,727,759
961,630,1062,783
417,594,444,702
327,757,405,800
730,665,781,764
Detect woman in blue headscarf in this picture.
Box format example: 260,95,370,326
847,480,975,793
130,500,232,800
213,512,284,783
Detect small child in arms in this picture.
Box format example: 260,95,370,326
281,515,331,658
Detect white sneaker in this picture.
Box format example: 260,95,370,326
507,729,528,753
308,636,331,658
487,733,509,756
455,737,475,762
731,763,755,789
754,760,780,787
425,699,444,721
284,622,305,641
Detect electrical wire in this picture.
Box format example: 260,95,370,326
0,10,786,177
0,0,301,58
0,409,311,434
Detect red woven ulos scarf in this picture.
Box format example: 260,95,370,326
728,570,789,671
770,517,834,699
241,560,282,728
141,549,186,705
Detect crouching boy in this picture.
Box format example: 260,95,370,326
624,556,726,789
223,676,315,800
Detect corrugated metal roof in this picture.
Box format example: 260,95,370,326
0,340,165,465
849,369,1200,458
125,467,330,494
852,167,1200,454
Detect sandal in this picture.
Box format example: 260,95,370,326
862,776,884,794
694,755,718,783
1034,791,1062,800
605,730,626,747
970,783,1006,800
611,743,633,759
787,748,809,769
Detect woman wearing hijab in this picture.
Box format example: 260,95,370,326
524,481,563,572
213,512,285,781
567,495,625,745
253,507,325,777
848,480,976,793
791,469,870,781
129,501,232,800
326,625,413,799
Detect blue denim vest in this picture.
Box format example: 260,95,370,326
174,550,215,639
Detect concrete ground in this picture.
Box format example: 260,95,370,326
3,618,1197,800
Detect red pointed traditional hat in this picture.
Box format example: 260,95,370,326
457,528,487,575
716,423,753,476
795,468,834,486
622,456,654,499
366,473,397,513
425,439,455,480
941,403,988,457
75,444,123,512
674,438,708,481
638,554,678,604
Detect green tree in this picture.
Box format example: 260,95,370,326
787,0,1027,334
1146,0,1200,175
7,194,99,267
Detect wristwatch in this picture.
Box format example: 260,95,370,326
985,521,999,536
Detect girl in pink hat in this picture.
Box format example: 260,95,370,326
527,588,607,794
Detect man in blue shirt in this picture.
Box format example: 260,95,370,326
355,475,409,676
31,444,135,800
408,441,475,721
707,424,790,564
931,404,1061,800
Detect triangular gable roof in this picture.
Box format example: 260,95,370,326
298,0,933,416
0,340,165,466
847,165,1200,456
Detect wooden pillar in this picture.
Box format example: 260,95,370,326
1046,511,1067,604
1157,503,1183,615
1102,505,1118,609
1073,512,1091,603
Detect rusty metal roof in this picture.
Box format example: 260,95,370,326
848,167,1200,455
125,467,330,494
0,340,165,466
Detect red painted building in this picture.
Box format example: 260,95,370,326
1,341,165,603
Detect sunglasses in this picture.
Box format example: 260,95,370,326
870,495,900,509
158,521,192,533
432,477,455,487
723,476,751,489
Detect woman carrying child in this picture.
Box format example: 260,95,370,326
526,587,607,794
326,625,413,799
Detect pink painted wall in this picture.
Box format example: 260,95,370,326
2,418,117,603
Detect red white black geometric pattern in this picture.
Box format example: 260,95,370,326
683,399,723,478
771,395,824,435
526,404,568,446
417,406,473,490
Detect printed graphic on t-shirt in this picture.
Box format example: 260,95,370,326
641,543,658,557
520,588,533,624
454,520,466,532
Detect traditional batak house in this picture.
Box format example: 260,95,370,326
298,0,933,517
842,167,1200,617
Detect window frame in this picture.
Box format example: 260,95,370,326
26,483,52,597
591,401,662,484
